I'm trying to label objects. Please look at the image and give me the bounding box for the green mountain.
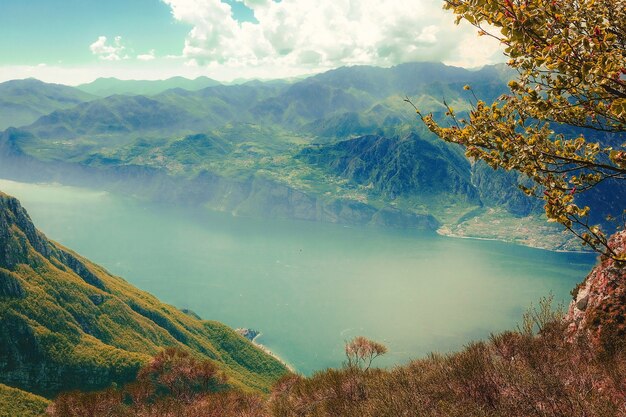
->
[27,63,509,145]
[0,192,289,399]
[298,133,479,203]
[76,76,221,97]
[0,79,95,130]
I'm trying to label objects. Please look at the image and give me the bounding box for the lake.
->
[0,178,596,374]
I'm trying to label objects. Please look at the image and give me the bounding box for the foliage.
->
[0,384,49,417]
[411,0,626,258]
[134,348,226,403]
[518,293,564,336]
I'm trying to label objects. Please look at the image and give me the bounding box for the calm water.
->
[0,178,595,374]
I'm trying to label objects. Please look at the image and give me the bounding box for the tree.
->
[344,336,387,370]
[410,0,626,259]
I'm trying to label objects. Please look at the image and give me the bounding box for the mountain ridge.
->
[76,76,222,97]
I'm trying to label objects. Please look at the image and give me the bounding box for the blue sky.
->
[0,0,504,84]
[1,0,183,64]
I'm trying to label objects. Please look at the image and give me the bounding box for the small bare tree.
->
[344,336,388,371]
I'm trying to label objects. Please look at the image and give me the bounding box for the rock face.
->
[236,328,260,342]
[470,161,542,217]
[567,231,626,346]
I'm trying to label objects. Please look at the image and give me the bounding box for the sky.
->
[0,0,505,85]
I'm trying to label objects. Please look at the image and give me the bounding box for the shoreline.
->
[236,329,296,373]
[436,228,594,255]
[251,334,296,373]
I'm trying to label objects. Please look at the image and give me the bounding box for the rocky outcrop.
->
[0,192,51,268]
[236,328,260,342]
[567,231,626,346]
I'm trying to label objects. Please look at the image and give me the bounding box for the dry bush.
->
[47,348,267,417]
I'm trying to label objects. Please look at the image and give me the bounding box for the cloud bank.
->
[161,0,504,73]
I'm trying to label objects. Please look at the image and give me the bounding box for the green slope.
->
[0,192,289,399]
[0,384,49,417]
[0,79,95,130]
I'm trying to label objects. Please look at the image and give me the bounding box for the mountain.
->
[8,63,510,149]
[298,133,479,203]
[76,76,221,97]
[0,192,288,399]
[0,79,95,130]
[28,62,510,144]
[26,95,200,144]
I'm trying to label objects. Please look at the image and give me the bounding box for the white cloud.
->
[0,2,506,86]
[161,0,505,74]
[137,49,156,61]
[89,36,127,61]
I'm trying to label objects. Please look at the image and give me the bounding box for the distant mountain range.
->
[76,76,222,97]
[0,62,621,250]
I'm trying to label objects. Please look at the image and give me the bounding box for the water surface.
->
[0,179,596,374]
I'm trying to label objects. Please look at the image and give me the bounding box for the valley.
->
[0,62,622,416]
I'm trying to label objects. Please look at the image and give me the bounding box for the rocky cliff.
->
[567,231,626,348]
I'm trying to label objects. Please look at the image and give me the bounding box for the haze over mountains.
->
[0,79,95,131]
[0,62,623,250]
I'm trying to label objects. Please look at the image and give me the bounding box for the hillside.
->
[0,384,48,417]
[0,192,289,399]
[0,79,95,130]
[298,133,479,203]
